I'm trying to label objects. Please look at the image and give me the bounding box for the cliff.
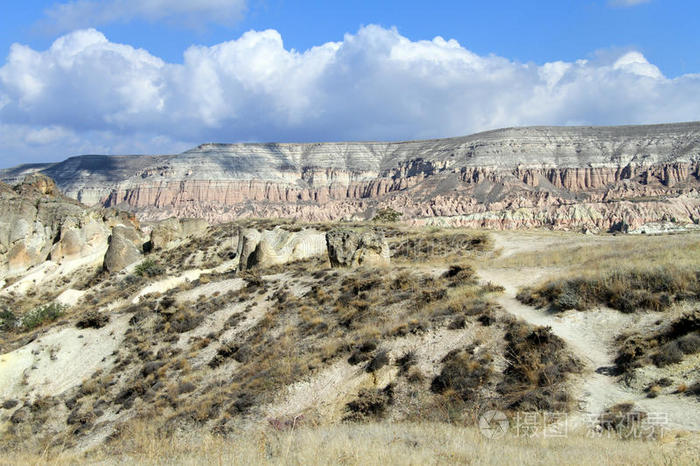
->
[2,123,700,231]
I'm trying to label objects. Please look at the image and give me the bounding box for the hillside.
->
[0,183,698,462]
[2,123,700,231]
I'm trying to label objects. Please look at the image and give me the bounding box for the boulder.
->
[13,173,59,197]
[103,226,144,273]
[236,228,262,271]
[325,229,390,268]
[237,227,326,271]
[50,216,110,263]
[150,217,209,250]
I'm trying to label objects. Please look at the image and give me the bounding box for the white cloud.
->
[608,0,651,7]
[0,25,699,167]
[41,0,247,32]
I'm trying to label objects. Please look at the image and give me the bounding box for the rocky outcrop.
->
[0,175,97,273]
[0,174,142,277]
[237,227,326,270]
[326,229,390,267]
[3,123,700,231]
[150,217,209,251]
[103,226,145,273]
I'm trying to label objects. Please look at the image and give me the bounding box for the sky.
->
[1,0,699,167]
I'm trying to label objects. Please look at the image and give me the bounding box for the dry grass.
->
[517,266,699,313]
[492,232,700,273]
[2,421,697,465]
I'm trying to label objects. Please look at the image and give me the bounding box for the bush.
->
[21,303,65,330]
[345,385,394,421]
[372,208,402,223]
[365,350,389,373]
[652,342,684,367]
[677,333,700,354]
[134,259,165,278]
[615,311,700,372]
[497,324,582,411]
[518,266,699,313]
[430,348,492,401]
[0,309,18,331]
[76,310,110,329]
[598,403,647,433]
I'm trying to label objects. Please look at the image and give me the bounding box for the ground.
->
[0,223,698,464]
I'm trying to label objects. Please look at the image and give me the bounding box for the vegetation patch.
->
[372,207,402,223]
[20,303,66,330]
[390,232,491,262]
[615,309,700,373]
[430,347,493,402]
[517,267,699,313]
[345,385,394,421]
[497,323,582,412]
[76,310,110,329]
[134,259,165,278]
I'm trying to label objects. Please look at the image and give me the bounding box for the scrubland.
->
[0,222,698,465]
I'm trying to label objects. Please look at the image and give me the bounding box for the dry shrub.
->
[430,348,492,402]
[345,385,394,421]
[615,310,700,372]
[518,267,699,313]
[497,324,582,412]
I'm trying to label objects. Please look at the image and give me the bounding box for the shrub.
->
[345,385,394,421]
[365,350,389,373]
[372,208,402,223]
[497,324,582,411]
[21,303,65,330]
[430,348,492,401]
[518,266,699,313]
[0,309,18,331]
[396,350,417,374]
[134,259,165,278]
[598,403,647,433]
[686,382,700,399]
[677,333,700,354]
[651,342,684,367]
[76,310,110,329]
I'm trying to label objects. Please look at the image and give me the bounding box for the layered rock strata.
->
[3,123,700,231]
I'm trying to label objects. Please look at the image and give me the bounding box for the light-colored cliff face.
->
[2,123,700,231]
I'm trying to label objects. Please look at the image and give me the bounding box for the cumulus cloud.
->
[41,0,247,32]
[1,25,699,167]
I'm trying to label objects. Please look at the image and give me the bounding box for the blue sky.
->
[1,0,699,167]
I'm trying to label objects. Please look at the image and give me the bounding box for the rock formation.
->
[236,227,326,270]
[103,226,145,273]
[326,229,390,267]
[0,174,142,278]
[149,217,209,251]
[3,123,700,231]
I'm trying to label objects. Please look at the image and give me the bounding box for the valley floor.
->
[1,225,699,465]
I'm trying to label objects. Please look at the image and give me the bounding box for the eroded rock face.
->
[150,217,209,251]
[103,226,144,273]
[237,227,326,270]
[3,123,700,231]
[0,175,144,278]
[326,229,390,268]
[1,177,98,273]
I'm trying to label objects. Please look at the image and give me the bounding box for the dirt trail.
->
[477,232,700,431]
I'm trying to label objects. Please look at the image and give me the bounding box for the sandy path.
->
[477,232,700,431]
